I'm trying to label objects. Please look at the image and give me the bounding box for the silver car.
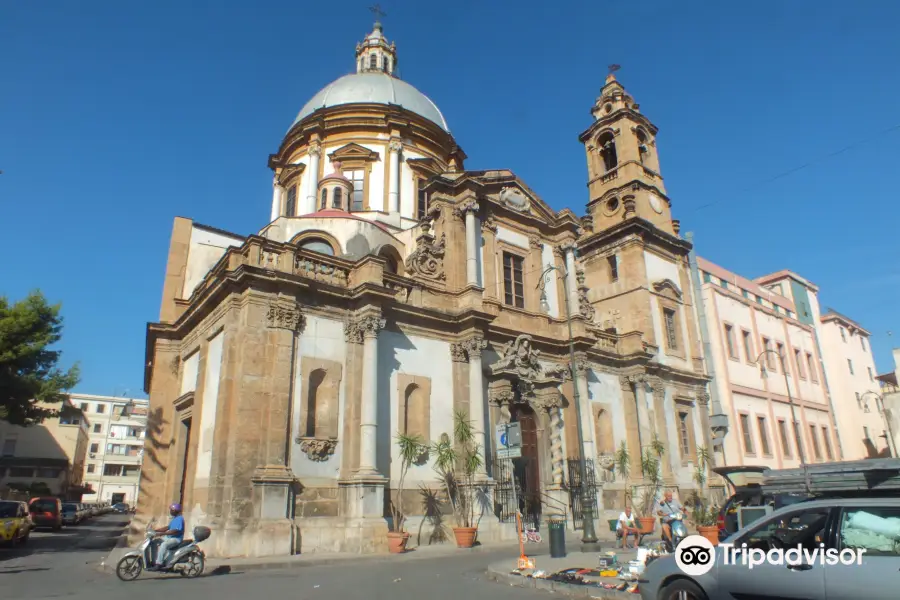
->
[639,497,900,600]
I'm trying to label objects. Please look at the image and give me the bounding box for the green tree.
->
[0,291,80,425]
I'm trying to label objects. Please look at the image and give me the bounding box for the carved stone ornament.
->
[259,248,279,269]
[344,320,364,344]
[460,336,488,361]
[498,187,531,212]
[481,216,498,233]
[531,385,562,410]
[297,437,337,462]
[487,335,568,412]
[405,229,447,281]
[170,355,181,376]
[652,279,683,300]
[389,140,403,153]
[452,199,479,220]
[696,391,710,406]
[358,315,386,339]
[308,143,322,157]
[422,202,443,224]
[542,363,571,381]
[450,343,468,363]
[488,379,516,406]
[529,235,543,249]
[491,335,544,381]
[576,269,595,321]
[266,302,305,331]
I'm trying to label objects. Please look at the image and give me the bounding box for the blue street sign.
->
[500,432,508,447]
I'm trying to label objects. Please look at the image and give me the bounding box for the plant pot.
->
[387,531,410,554]
[452,527,477,548]
[637,517,656,534]
[698,525,719,546]
[608,519,619,532]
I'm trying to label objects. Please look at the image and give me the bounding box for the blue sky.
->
[2,1,898,396]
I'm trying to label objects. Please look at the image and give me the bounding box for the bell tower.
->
[580,71,675,235]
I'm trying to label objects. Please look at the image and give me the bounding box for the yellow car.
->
[0,500,32,546]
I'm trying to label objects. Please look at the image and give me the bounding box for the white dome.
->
[291,73,450,132]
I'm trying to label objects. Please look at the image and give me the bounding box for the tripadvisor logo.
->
[675,535,716,576]
[721,542,866,569]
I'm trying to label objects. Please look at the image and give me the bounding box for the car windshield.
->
[30,500,57,512]
[0,502,19,518]
[62,504,77,511]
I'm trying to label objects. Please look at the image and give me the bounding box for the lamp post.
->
[757,349,811,493]
[538,265,600,548]
[861,391,898,458]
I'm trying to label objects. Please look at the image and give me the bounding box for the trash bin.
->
[547,514,567,558]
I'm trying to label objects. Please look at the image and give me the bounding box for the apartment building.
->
[817,310,889,458]
[0,399,91,500]
[698,259,840,469]
[73,394,148,506]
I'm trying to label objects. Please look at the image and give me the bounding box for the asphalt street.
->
[1,514,552,600]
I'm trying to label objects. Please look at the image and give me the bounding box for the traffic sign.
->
[498,447,522,459]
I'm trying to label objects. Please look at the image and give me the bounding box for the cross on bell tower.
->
[578,68,675,235]
[356,5,398,77]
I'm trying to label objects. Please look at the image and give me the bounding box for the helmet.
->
[169,503,182,512]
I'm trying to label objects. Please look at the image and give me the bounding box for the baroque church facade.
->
[136,22,713,557]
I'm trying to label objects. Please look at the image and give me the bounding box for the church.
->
[135,21,712,557]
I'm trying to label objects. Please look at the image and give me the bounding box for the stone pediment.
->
[406,157,445,175]
[327,143,380,162]
[487,335,564,411]
[276,161,306,186]
[652,278,683,301]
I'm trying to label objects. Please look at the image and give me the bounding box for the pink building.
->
[698,260,840,469]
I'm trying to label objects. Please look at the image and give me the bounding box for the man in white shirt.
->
[616,505,640,549]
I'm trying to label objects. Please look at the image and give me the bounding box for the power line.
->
[691,122,900,213]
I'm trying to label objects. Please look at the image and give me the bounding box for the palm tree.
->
[391,432,428,533]
[432,410,483,529]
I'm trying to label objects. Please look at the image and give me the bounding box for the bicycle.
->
[520,528,542,543]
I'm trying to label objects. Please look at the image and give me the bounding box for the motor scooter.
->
[665,512,688,553]
[115,519,209,581]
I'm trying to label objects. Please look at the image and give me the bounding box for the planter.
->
[637,517,656,534]
[608,519,619,532]
[387,531,410,554]
[698,525,719,546]
[452,527,478,548]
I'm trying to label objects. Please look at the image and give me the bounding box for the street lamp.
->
[860,391,898,458]
[537,264,600,549]
[757,349,811,493]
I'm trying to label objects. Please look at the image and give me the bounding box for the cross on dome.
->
[356,11,398,77]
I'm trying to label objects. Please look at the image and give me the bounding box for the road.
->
[1,514,551,600]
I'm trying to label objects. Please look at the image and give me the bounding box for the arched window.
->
[383,254,398,274]
[320,188,327,210]
[594,408,615,455]
[402,383,429,441]
[332,187,343,209]
[369,53,377,69]
[299,238,335,256]
[597,131,618,173]
[302,368,339,439]
[636,129,649,164]
[285,185,297,216]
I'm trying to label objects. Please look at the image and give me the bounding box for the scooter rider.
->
[150,503,185,570]
[656,491,687,547]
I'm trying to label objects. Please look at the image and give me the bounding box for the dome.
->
[291,73,450,133]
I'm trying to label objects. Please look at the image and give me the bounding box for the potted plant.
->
[433,410,484,548]
[636,436,665,534]
[388,432,429,553]
[690,446,720,546]
[611,441,631,532]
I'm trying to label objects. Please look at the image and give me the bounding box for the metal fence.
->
[566,458,599,530]
[492,454,542,531]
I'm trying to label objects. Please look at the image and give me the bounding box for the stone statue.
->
[494,335,542,381]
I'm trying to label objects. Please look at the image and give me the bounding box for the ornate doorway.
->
[511,404,542,529]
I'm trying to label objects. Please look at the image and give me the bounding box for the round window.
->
[605,197,620,214]
[605,103,613,114]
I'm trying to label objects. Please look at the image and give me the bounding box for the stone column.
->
[549,407,565,486]
[462,336,488,475]
[574,357,595,461]
[304,144,321,214]
[647,377,673,477]
[462,201,480,286]
[481,218,498,300]
[270,180,283,222]
[357,314,386,476]
[562,242,579,311]
[388,140,402,214]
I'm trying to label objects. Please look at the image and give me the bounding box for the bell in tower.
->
[579,68,676,236]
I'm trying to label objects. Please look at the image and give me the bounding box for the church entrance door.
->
[511,404,542,529]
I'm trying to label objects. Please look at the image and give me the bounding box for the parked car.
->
[639,496,900,600]
[28,497,62,530]
[713,466,813,539]
[0,500,32,546]
[112,503,130,514]
[61,503,80,526]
